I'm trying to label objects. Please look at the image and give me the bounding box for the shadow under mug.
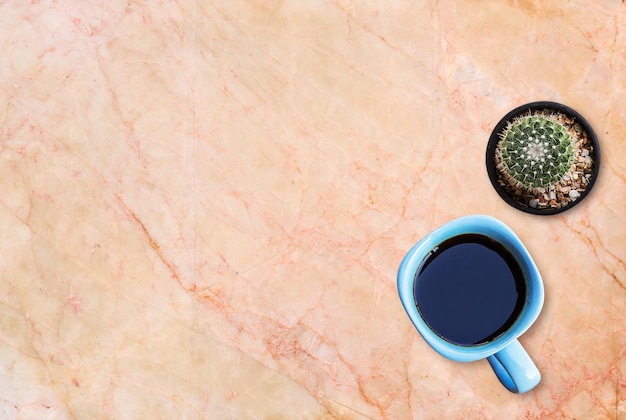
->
[397,215,544,394]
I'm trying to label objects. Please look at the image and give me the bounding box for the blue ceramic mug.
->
[397,215,544,393]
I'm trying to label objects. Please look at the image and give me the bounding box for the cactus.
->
[496,113,574,190]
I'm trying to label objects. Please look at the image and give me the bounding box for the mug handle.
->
[487,338,541,393]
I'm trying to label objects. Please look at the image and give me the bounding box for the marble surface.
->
[1,1,624,418]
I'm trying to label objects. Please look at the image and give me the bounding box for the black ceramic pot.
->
[486,101,601,215]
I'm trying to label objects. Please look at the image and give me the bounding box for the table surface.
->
[1,1,624,418]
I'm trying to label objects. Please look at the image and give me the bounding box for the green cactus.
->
[497,114,574,190]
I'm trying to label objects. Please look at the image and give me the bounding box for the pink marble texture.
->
[0,1,624,418]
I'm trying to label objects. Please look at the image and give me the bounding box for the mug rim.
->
[397,215,544,362]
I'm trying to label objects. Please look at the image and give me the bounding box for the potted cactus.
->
[486,102,600,215]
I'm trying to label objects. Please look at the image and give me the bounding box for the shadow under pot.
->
[486,101,601,215]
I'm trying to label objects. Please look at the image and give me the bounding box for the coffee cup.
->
[397,215,544,393]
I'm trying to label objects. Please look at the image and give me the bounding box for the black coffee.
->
[413,234,526,346]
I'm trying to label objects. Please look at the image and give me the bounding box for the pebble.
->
[529,199,539,208]
[582,149,590,157]
[585,156,592,164]
[549,191,556,200]
[569,190,581,199]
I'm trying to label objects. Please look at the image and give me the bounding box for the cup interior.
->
[397,215,544,362]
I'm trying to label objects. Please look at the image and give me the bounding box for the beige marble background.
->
[1,1,625,418]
